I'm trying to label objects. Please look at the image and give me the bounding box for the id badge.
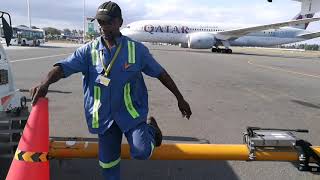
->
[97,75,111,86]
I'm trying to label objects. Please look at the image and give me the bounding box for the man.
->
[30,1,192,180]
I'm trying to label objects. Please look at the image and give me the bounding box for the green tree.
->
[43,27,61,35]
[72,29,78,36]
[63,28,71,35]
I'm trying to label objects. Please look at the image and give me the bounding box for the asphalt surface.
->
[1,43,320,180]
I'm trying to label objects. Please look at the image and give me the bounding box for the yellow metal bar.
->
[49,140,320,161]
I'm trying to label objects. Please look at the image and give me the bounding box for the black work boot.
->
[147,116,162,147]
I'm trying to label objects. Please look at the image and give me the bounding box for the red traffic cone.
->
[6,98,50,180]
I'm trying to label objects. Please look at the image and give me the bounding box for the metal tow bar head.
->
[244,127,320,172]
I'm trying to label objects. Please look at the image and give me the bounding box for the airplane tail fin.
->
[291,0,320,29]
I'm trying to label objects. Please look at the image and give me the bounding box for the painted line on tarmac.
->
[241,87,272,102]
[11,53,71,63]
[248,60,320,79]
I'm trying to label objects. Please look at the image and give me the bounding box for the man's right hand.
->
[30,83,49,105]
[29,66,64,105]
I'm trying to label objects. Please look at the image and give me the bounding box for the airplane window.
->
[127,26,130,28]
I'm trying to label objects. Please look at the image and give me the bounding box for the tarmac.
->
[1,43,320,180]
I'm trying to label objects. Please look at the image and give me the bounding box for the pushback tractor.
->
[0,11,28,158]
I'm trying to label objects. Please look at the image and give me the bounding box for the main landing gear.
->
[211,48,232,54]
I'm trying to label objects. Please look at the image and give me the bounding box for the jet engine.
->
[179,43,188,48]
[188,32,216,49]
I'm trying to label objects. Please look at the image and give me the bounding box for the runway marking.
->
[241,87,272,102]
[248,60,320,79]
[11,53,71,63]
[259,86,299,100]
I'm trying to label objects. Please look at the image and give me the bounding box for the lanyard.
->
[99,42,122,77]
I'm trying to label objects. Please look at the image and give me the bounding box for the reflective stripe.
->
[14,149,48,162]
[92,86,101,128]
[124,83,139,119]
[91,40,99,66]
[127,41,135,64]
[149,142,155,158]
[99,158,121,169]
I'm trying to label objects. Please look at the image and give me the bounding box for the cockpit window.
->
[126,26,130,28]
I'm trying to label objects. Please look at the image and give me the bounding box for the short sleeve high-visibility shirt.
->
[55,36,164,134]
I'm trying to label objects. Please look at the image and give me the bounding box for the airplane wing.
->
[297,31,320,39]
[215,17,320,40]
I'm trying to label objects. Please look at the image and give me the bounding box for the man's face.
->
[98,18,122,40]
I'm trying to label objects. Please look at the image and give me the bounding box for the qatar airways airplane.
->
[121,0,320,53]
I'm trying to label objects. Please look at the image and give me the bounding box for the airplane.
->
[121,0,320,54]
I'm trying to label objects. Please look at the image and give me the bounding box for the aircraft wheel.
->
[221,49,227,53]
[211,48,217,53]
[226,49,233,54]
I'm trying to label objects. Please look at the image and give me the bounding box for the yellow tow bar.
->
[49,138,320,162]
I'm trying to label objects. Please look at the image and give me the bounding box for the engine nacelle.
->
[179,43,188,48]
[188,32,216,49]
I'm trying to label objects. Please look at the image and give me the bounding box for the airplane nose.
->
[121,28,137,38]
[121,28,130,35]
[120,28,140,40]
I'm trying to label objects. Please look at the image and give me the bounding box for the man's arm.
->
[158,70,192,119]
[30,44,89,105]
[30,65,64,105]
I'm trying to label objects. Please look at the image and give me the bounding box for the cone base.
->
[6,159,49,180]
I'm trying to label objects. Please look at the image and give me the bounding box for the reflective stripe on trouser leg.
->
[127,41,136,64]
[149,142,155,158]
[92,86,100,128]
[124,83,139,119]
[99,158,121,169]
[99,122,122,180]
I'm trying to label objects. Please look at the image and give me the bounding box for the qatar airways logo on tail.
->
[144,25,190,34]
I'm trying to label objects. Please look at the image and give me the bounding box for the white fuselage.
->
[121,20,308,48]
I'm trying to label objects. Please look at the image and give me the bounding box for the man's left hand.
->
[178,98,192,119]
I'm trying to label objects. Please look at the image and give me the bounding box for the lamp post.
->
[26,0,31,28]
[83,0,86,43]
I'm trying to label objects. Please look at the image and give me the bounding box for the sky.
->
[2,0,320,43]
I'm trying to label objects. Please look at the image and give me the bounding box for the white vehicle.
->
[1,25,45,46]
[11,26,45,46]
[121,0,320,53]
[0,11,28,161]
[0,11,26,114]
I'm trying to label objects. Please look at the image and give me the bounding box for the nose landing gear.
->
[211,47,233,54]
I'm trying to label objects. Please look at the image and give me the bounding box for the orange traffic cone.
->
[6,98,49,180]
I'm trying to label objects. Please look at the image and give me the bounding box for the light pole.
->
[83,0,86,43]
[26,0,31,28]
